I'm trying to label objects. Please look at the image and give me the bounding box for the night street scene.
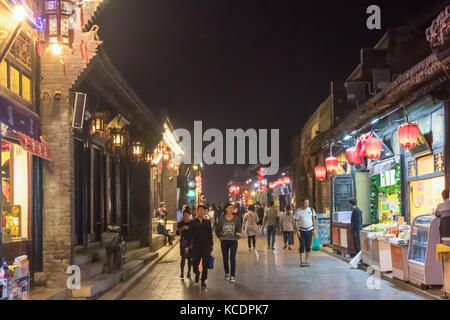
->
[1,0,450,309]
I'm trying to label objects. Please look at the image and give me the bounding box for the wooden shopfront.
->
[0,0,46,277]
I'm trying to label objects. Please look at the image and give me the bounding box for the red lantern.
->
[325,157,338,174]
[229,186,236,194]
[283,177,291,185]
[398,123,420,150]
[236,186,240,194]
[314,166,327,181]
[269,182,275,189]
[346,148,363,165]
[365,138,382,160]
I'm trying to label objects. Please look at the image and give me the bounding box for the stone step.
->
[29,287,69,300]
[73,246,107,266]
[74,241,102,253]
[126,240,141,251]
[135,252,159,265]
[79,261,104,282]
[71,271,124,299]
[45,272,69,289]
[70,248,158,299]
[150,234,165,252]
[124,247,150,263]
[120,260,145,282]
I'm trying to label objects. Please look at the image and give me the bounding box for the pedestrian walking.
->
[256,202,265,235]
[215,203,242,283]
[280,204,295,250]
[349,199,363,254]
[177,210,193,280]
[243,205,259,251]
[294,198,317,267]
[263,201,279,250]
[187,205,213,288]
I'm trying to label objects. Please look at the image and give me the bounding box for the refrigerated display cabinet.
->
[407,215,443,287]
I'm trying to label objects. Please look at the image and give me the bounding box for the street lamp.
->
[12,5,27,21]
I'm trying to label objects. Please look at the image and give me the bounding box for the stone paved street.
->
[121,234,427,300]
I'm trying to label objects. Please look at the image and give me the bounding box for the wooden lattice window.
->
[408,160,416,177]
[434,152,445,172]
[320,181,330,214]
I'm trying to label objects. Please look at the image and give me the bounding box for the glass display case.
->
[409,215,433,263]
[407,215,443,286]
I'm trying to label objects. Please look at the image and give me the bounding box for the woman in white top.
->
[243,205,259,251]
[280,204,295,250]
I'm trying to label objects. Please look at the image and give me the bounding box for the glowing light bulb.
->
[12,5,27,21]
[50,43,62,55]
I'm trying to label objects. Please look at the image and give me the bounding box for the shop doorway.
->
[333,175,354,212]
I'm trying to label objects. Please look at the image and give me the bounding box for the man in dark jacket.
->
[177,210,193,279]
[186,205,213,288]
[349,199,363,253]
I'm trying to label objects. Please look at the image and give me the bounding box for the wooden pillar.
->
[445,101,450,189]
[400,147,409,223]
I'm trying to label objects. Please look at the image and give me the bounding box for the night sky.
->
[98,0,445,205]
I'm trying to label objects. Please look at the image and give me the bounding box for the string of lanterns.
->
[314,117,420,181]
[268,177,290,189]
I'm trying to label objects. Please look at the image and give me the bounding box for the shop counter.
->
[331,222,356,256]
[437,244,450,298]
[390,243,409,281]
[360,231,372,266]
[371,238,393,272]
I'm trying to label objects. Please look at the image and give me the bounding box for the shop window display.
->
[369,162,401,224]
[1,141,29,242]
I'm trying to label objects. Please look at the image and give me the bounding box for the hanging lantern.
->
[398,123,420,150]
[229,186,236,194]
[168,161,175,169]
[145,151,153,163]
[269,182,275,189]
[365,138,382,160]
[90,112,105,137]
[43,0,75,54]
[283,177,291,185]
[111,129,124,147]
[314,166,327,181]
[163,151,170,161]
[325,157,338,174]
[346,148,363,165]
[132,141,144,157]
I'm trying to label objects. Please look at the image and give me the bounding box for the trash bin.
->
[436,239,450,299]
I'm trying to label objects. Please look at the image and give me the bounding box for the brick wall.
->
[39,1,103,286]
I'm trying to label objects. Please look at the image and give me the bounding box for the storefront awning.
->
[18,133,51,161]
[0,95,41,142]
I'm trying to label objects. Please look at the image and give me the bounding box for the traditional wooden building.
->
[0,0,49,283]
[293,3,450,234]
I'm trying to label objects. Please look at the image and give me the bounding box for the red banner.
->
[18,133,51,161]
